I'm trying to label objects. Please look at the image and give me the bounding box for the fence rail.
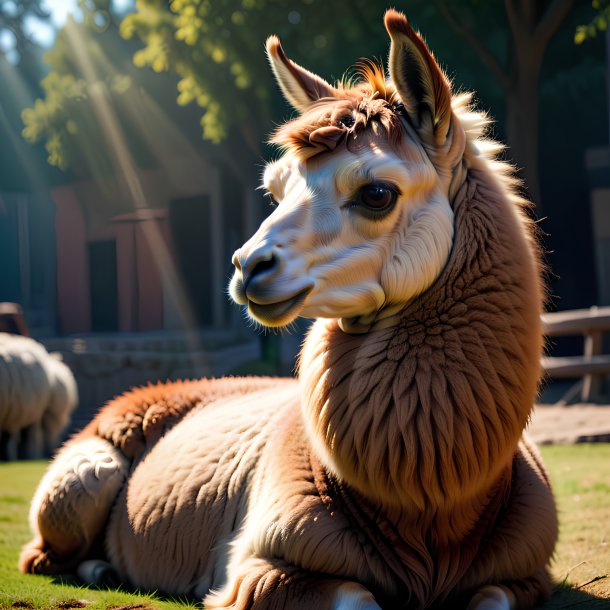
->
[542,306,610,402]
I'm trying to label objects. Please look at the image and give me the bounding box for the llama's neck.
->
[298,162,542,542]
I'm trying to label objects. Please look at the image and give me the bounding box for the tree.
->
[434,0,578,208]
[0,0,48,64]
[23,1,593,210]
[118,0,390,180]
[20,0,190,182]
[0,0,49,96]
[0,0,55,190]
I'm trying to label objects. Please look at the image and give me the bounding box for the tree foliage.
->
[21,0,166,176]
[21,0,603,198]
[119,0,394,155]
[575,0,610,43]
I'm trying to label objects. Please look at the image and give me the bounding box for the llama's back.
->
[0,333,52,431]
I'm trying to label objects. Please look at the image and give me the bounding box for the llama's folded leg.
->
[467,571,552,610]
[87,378,283,460]
[19,436,128,575]
[204,558,381,610]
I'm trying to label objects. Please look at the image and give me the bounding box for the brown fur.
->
[296,165,554,606]
[78,376,283,459]
[21,10,557,610]
[271,63,402,161]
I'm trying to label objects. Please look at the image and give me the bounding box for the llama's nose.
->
[237,245,283,295]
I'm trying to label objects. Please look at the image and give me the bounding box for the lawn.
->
[0,446,608,609]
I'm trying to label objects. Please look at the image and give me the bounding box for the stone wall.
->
[42,333,261,435]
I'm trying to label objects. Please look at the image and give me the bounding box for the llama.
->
[41,355,79,456]
[20,11,557,609]
[0,302,30,336]
[0,334,77,460]
[0,333,51,460]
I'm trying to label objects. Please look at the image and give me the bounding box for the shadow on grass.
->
[43,572,199,609]
[542,582,609,608]
[36,575,610,609]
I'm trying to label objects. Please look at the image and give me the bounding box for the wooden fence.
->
[542,306,610,402]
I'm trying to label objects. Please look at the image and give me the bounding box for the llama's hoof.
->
[19,542,48,574]
[467,585,516,610]
[77,559,119,587]
[331,583,382,610]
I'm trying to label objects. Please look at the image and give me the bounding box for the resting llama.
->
[0,333,77,460]
[21,11,557,610]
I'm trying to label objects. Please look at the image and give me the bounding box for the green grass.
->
[0,462,197,610]
[1,447,609,608]
[541,444,610,607]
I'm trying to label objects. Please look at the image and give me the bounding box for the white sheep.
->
[0,333,77,460]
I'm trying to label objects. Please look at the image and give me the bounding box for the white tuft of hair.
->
[331,583,382,610]
[467,585,517,610]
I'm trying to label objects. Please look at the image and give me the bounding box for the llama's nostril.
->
[243,250,281,291]
[251,256,278,278]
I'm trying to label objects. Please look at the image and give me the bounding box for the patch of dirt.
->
[578,575,610,600]
[54,601,90,609]
[544,581,610,608]
[107,605,151,610]
[529,404,610,445]
[11,602,34,609]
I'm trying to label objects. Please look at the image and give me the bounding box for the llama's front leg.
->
[467,571,552,610]
[204,558,381,610]
[19,436,128,575]
[3,430,19,461]
[20,422,44,459]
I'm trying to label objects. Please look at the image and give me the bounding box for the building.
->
[0,151,270,431]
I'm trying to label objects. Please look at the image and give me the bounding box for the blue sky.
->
[0,0,134,63]
[26,0,133,47]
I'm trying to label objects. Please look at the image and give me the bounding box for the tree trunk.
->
[436,0,577,214]
[505,60,542,207]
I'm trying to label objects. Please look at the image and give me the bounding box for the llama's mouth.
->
[247,287,312,326]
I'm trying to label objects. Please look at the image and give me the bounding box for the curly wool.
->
[0,333,77,457]
[42,356,78,454]
[0,334,53,434]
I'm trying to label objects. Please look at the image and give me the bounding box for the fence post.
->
[582,330,603,402]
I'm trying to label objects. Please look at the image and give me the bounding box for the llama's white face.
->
[230,11,461,328]
[229,139,455,327]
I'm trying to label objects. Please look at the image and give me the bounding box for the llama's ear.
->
[384,10,452,145]
[266,36,337,113]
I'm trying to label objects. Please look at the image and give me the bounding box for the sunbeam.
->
[61,18,208,370]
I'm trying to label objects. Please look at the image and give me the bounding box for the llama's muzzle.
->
[230,241,313,326]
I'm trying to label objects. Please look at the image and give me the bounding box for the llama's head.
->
[230,10,469,330]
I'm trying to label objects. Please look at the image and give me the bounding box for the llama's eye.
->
[353,184,398,218]
[338,115,355,128]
